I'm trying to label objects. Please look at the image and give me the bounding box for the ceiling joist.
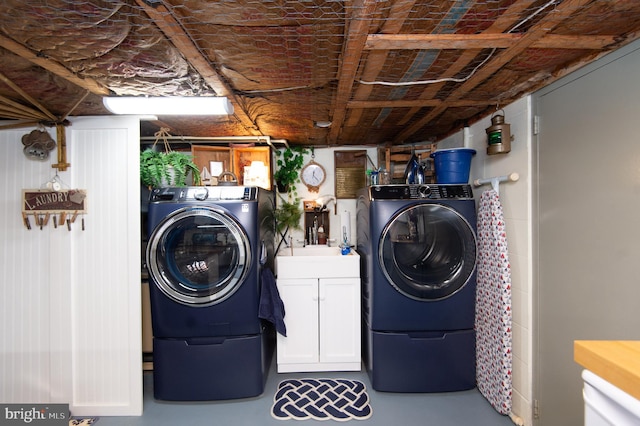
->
[365,34,618,51]
[346,0,417,128]
[328,0,380,145]
[348,99,493,109]
[391,0,541,129]
[394,0,593,143]
[135,0,261,135]
[1,0,639,146]
[0,33,109,96]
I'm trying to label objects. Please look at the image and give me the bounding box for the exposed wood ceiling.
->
[0,0,639,147]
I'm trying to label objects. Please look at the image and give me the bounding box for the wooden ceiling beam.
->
[347,99,493,108]
[365,34,617,51]
[327,0,380,145]
[394,0,590,144]
[0,94,50,120]
[135,0,260,135]
[394,0,538,127]
[0,70,56,121]
[0,120,40,130]
[345,0,417,127]
[0,33,109,96]
[0,105,43,120]
[395,0,539,127]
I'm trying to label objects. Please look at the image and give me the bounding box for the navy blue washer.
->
[146,186,275,400]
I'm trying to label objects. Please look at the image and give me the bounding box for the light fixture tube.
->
[103,96,234,115]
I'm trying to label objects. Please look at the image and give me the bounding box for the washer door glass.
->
[379,204,476,301]
[147,207,250,306]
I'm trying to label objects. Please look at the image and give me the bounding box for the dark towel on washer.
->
[259,267,287,337]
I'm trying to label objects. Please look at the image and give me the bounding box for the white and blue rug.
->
[69,418,98,425]
[271,378,372,421]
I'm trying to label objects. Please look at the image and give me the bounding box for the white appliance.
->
[582,370,640,425]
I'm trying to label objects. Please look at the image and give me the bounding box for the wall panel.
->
[0,117,141,416]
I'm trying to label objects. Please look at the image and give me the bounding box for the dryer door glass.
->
[379,204,476,300]
[147,207,250,306]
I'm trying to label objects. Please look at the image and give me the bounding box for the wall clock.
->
[300,158,326,193]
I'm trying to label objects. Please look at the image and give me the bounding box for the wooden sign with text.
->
[23,189,87,213]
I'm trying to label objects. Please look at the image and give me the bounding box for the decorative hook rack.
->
[21,188,87,231]
[473,172,519,196]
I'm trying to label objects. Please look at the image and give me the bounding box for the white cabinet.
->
[276,270,361,373]
[582,369,640,426]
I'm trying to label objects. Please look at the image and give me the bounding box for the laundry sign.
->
[22,189,87,230]
[23,189,86,212]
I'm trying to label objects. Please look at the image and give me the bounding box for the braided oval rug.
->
[69,419,98,425]
[271,379,373,422]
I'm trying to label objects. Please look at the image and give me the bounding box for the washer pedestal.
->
[153,325,274,401]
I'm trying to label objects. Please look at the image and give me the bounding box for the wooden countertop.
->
[574,340,640,400]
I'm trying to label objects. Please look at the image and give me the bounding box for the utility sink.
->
[280,245,342,257]
[276,245,360,279]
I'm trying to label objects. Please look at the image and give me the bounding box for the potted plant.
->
[274,195,303,234]
[140,148,201,188]
[273,146,309,250]
[274,146,308,194]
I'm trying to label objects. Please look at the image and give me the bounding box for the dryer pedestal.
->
[153,325,275,401]
[363,323,475,393]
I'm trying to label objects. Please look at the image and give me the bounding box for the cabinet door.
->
[319,278,361,364]
[276,278,319,364]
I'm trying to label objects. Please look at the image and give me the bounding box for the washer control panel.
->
[150,186,257,202]
[369,184,473,200]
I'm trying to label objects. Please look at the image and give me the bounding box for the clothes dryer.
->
[357,184,477,392]
[146,186,275,400]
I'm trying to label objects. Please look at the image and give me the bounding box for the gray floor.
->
[97,359,515,426]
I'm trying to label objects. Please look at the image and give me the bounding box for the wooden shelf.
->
[378,143,437,183]
[191,145,272,189]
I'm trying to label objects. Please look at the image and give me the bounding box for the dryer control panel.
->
[369,184,473,200]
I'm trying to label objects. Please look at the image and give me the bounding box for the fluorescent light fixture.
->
[103,96,234,115]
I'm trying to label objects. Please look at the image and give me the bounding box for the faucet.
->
[313,216,319,245]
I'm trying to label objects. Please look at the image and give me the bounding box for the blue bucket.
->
[430,148,476,184]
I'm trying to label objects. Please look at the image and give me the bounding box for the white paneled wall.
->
[0,117,142,416]
[438,97,533,425]
[0,127,57,402]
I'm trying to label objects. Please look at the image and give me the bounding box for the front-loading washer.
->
[356,184,477,392]
[146,186,275,400]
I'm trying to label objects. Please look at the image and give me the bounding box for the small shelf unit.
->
[378,143,437,184]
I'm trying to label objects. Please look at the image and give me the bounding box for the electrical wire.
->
[359,49,496,86]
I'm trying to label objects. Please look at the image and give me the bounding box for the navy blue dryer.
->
[146,186,275,401]
[356,184,477,393]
